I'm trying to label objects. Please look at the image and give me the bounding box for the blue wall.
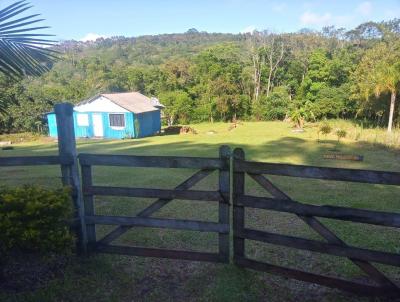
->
[47,110,161,139]
[135,110,161,138]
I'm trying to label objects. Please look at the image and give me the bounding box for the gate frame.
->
[78,146,231,263]
[51,103,400,297]
[232,147,400,297]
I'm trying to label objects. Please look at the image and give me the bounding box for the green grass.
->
[1,121,399,302]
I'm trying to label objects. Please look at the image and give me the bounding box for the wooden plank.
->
[96,244,221,262]
[233,148,245,261]
[85,215,229,233]
[219,145,231,263]
[98,169,214,245]
[239,228,400,267]
[78,153,224,170]
[81,165,96,247]
[323,154,363,161]
[235,257,397,297]
[237,195,400,228]
[85,186,222,201]
[55,103,87,254]
[248,173,399,289]
[236,160,400,185]
[0,155,68,166]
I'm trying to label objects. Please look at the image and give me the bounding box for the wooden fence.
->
[232,147,400,297]
[1,102,400,297]
[78,146,231,263]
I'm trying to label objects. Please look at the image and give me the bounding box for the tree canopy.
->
[1,18,400,133]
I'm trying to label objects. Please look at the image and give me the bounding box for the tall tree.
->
[354,41,400,132]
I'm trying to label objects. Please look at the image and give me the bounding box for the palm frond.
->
[0,0,58,78]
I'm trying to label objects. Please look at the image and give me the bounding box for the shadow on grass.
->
[1,136,400,302]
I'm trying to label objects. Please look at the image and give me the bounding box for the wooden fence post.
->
[233,148,245,264]
[218,145,230,262]
[81,164,96,249]
[55,103,87,254]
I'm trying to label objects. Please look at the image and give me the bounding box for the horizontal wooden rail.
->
[235,257,396,297]
[85,215,229,233]
[234,160,400,185]
[0,155,73,166]
[238,228,400,267]
[95,244,222,262]
[85,186,222,201]
[238,195,400,228]
[79,153,224,169]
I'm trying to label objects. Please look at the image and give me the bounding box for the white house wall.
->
[74,96,129,113]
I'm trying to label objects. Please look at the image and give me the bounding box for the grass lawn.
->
[1,121,400,301]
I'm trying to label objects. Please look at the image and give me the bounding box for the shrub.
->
[0,185,74,256]
[335,128,347,142]
[318,122,332,140]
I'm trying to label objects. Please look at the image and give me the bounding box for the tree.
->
[158,90,194,125]
[0,1,57,78]
[353,41,400,132]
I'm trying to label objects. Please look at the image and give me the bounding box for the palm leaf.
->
[0,0,57,78]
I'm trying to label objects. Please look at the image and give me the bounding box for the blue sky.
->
[7,0,400,41]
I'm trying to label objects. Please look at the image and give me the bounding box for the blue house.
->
[47,92,163,139]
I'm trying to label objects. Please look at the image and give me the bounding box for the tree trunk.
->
[387,91,396,132]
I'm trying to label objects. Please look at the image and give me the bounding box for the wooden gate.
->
[232,148,400,297]
[78,146,230,263]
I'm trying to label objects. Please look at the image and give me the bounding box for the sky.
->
[6,0,400,41]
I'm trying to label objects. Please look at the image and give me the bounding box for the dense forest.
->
[0,20,399,133]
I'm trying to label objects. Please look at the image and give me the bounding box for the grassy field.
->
[1,121,400,302]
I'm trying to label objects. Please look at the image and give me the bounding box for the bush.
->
[253,86,290,121]
[318,121,332,139]
[335,128,347,142]
[0,185,74,256]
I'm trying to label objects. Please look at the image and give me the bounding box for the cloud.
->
[240,25,256,33]
[272,3,287,12]
[79,33,108,42]
[300,11,332,26]
[300,11,352,28]
[356,1,372,16]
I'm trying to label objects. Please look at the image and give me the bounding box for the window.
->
[77,113,89,126]
[109,113,125,128]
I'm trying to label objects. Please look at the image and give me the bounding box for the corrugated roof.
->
[101,92,159,114]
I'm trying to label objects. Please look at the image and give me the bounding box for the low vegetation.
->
[0,185,74,257]
[1,121,399,301]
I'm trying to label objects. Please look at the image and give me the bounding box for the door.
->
[92,114,104,137]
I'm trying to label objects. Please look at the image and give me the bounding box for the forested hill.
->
[0,21,399,133]
[57,31,243,65]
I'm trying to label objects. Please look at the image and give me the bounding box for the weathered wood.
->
[98,169,214,245]
[236,160,400,185]
[85,215,229,233]
[248,173,399,289]
[238,195,400,228]
[79,153,224,170]
[81,165,96,247]
[55,103,87,254]
[238,228,400,267]
[85,185,222,201]
[0,155,71,166]
[218,145,230,263]
[323,154,364,161]
[233,148,245,262]
[235,257,397,297]
[96,244,221,262]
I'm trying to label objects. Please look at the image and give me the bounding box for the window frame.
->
[108,113,126,129]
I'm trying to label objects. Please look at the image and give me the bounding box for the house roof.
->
[100,92,159,114]
[150,97,165,109]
